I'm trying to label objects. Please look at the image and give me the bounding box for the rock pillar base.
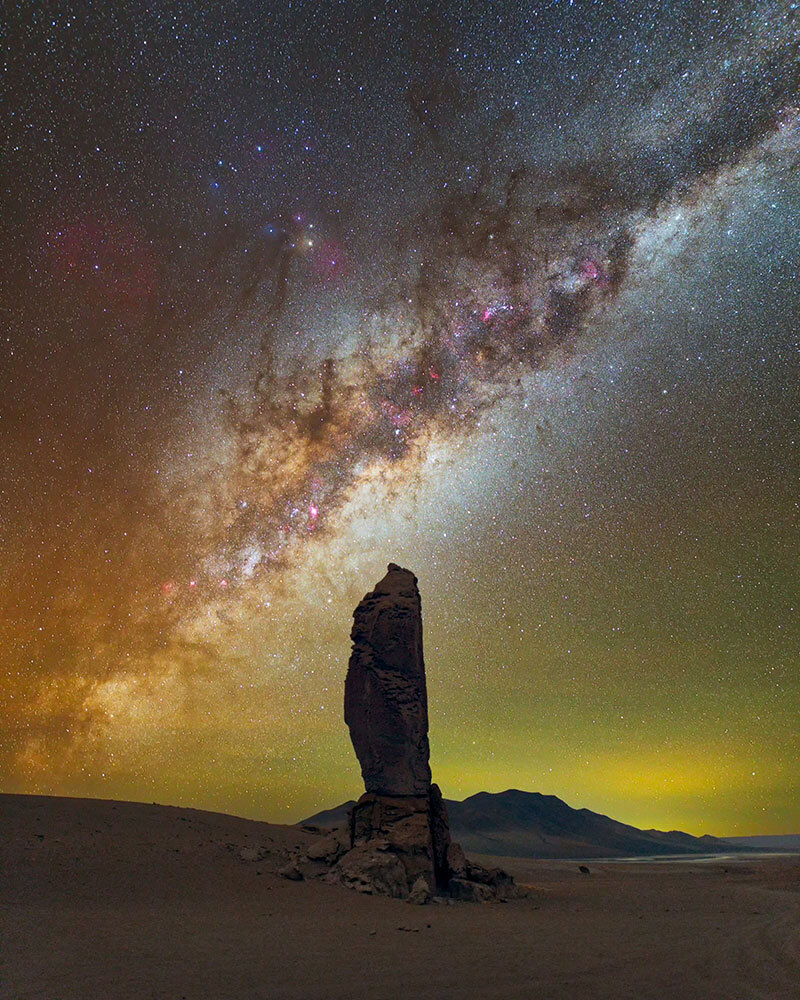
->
[347,783,451,892]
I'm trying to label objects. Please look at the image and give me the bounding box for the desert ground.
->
[2,794,798,1000]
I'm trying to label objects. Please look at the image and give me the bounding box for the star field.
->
[2,0,799,834]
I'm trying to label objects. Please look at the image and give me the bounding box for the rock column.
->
[331,563,517,901]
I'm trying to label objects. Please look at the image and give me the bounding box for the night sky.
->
[3,1,799,836]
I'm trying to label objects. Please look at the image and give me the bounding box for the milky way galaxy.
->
[3,1,799,833]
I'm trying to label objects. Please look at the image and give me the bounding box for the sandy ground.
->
[2,794,799,1000]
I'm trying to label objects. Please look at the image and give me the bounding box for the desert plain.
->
[2,793,798,1000]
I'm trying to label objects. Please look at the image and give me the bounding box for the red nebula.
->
[381,400,412,428]
[45,218,159,309]
[580,258,601,280]
[312,240,347,281]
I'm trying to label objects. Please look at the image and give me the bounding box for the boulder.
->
[305,828,349,863]
[278,861,304,881]
[464,861,524,899]
[329,845,409,898]
[446,841,467,878]
[407,876,432,905]
[448,877,493,903]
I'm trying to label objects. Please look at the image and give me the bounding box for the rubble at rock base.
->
[306,787,521,902]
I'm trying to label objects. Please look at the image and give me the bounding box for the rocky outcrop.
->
[324,564,519,902]
[344,564,431,796]
[345,788,449,891]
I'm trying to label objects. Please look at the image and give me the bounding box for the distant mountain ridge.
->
[723,834,800,851]
[301,789,768,859]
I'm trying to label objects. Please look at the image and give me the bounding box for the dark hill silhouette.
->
[302,789,754,859]
[302,800,357,829]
